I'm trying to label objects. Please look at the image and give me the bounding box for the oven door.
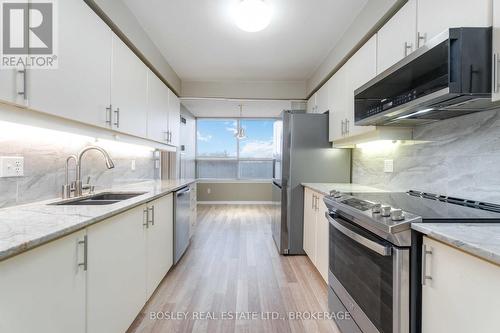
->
[328,212,409,333]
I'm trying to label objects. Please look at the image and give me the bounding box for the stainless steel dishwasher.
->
[174,186,191,264]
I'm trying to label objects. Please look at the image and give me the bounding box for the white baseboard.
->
[197,201,273,205]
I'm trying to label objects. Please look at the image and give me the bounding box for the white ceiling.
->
[123,0,368,82]
[181,98,294,117]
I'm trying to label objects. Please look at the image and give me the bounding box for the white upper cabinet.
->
[315,82,329,114]
[416,0,492,48]
[328,66,347,142]
[345,35,377,137]
[111,35,148,138]
[307,94,316,113]
[493,0,500,102]
[0,68,25,106]
[377,0,417,73]
[0,230,86,333]
[147,70,170,143]
[168,89,180,147]
[28,0,112,127]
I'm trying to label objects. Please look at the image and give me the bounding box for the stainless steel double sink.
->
[51,192,147,206]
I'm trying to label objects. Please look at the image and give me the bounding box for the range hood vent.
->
[355,27,498,126]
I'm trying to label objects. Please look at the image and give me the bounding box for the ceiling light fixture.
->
[235,104,247,140]
[234,0,272,32]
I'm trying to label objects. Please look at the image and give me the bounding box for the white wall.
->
[181,80,307,100]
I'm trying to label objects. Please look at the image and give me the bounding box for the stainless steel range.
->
[324,190,500,333]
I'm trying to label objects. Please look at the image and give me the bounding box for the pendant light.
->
[235,104,246,140]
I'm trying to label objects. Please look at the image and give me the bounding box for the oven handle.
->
[327,213,392,257]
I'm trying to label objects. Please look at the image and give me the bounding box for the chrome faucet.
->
[74,146,115,197]
[62,146,115,199]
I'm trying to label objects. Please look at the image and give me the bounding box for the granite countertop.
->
[0,179,196,262]
[412,223,500,266]
[301,183,386,196]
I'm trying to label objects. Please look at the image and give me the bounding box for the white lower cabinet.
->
[87,205,148,333]
[303,188,328,282]
[303,188,317,260]
[146,193,174,297]
[422,236,500,333]
[0,230,86,333]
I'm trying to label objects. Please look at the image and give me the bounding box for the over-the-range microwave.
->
[355,27,499,126]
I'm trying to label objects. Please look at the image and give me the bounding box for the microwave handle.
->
[328,214,392,256]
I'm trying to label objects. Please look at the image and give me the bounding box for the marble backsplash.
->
[0,128,156,208]
[352,108,500,204]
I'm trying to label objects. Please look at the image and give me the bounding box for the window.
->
[196,118,277,180]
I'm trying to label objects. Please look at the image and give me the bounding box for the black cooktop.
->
[341,191,500,223]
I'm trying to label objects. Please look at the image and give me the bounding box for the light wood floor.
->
[128,204,339,333]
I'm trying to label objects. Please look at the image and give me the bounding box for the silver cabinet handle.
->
[341,120,345,136]
[169,131,173,143]
[105,105,112,126]
[143,207,149,228]
[345,119,350,135]
[17,65,27,100]
[404,42,413,57]
[417,32,426,48]
[163,131,169,142]
[312,194,316,209]
[113,108,120,128]
[422,244,433,285]
[315,196,320,211]
[148,205,155,226]
[329,216,392,256]
[78,235,88,271]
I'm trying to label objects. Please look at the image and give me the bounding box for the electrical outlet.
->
[0,156,24,177]
[131,160,136,171]
[384,159,394,173]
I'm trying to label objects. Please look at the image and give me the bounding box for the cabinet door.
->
[303,188,317,261]
[316,83,329,114]
[0,68,25,106]
[28,0,112,127]
[0,231,86,333]
[146,193,174,298]
[168,89,180,146]
[345,35,377,137]
[421,237,500,333]
[417,0,492,48]
[147,70,169,143]
[307,93,317,113]
[111,35,148,138]
[493,0,500,102]
[377,0,417,73]
[87,206,147,333]
[328,67,347,141]
[315,194,329,283]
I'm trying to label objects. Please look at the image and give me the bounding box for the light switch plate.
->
[384,159,394,173]
[0,156,24,177]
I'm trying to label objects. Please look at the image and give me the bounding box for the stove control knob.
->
[391,209,405,221]
[380,205,392,217]
[372,203,382,214]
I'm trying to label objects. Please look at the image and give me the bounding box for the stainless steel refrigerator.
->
[271,111,351,255]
